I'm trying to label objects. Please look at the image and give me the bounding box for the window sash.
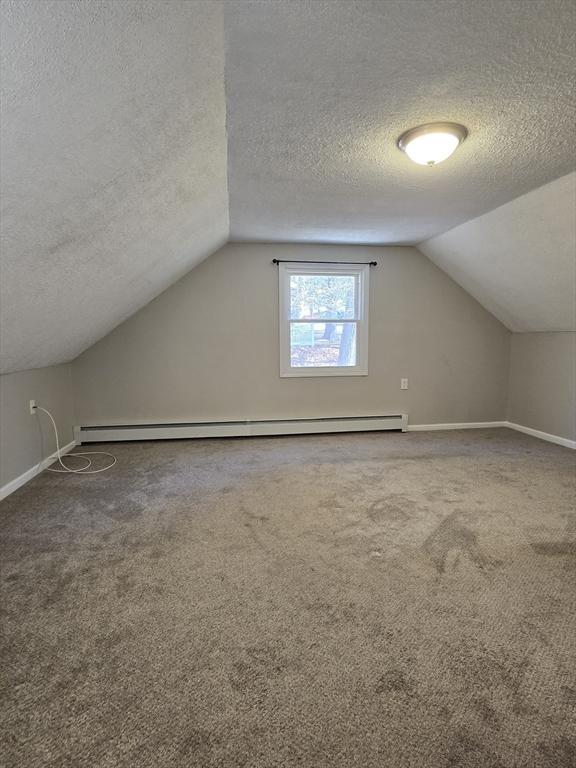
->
[288,318,357,324]
[289,273,360,322]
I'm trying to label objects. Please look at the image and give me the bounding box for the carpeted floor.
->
[1,428,575,767]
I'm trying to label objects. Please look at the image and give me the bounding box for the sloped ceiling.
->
[0,0,228,374]
[1,0,575,375]
[225,0,575,244]
[419,172,576,332]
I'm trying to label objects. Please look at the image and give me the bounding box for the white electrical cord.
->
[35,405,117,474]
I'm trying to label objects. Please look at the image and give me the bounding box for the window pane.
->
[290,322,357,367]
[289,274,356,320]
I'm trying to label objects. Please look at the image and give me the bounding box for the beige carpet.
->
[1,428,575,767]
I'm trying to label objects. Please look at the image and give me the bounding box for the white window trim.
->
[279,262,369,378]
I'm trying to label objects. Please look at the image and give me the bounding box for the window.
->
[279,263,369,377]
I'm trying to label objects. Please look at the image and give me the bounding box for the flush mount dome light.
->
[397,122,468,166]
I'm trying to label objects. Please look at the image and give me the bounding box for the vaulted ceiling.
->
[1,0,228,374]
[420,172,576,333]
[225,0,575,245]
[1,0,575,374]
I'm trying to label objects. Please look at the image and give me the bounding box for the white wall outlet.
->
[400,378,409,390]
[29,399,37,415]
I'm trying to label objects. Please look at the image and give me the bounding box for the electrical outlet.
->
[29,399,37,415]
[400,378,408,390]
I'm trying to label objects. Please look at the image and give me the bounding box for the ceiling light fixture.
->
[397,122,468,166]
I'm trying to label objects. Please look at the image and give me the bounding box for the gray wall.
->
[508,332,576,441]
[73,243,511,427]
[0,364,75,488]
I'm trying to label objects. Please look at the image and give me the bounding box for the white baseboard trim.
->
[407,420,575,449]
[0,440,76,502]
[407,421,506,432]
[505,422,576,450]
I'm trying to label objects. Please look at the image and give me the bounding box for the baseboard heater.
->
[75,414,408,444]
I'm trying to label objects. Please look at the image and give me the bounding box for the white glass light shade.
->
[397,123,468,166]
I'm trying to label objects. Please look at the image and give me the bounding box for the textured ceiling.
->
[0,0,228,374]
[225,0,575,245]
[420,172,576,333]
[1,0,575,375]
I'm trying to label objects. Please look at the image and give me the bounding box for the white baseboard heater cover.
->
[75,414,408,444]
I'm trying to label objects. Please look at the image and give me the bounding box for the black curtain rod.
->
[272,259,377,266]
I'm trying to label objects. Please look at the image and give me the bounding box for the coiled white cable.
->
[35,405,116,474]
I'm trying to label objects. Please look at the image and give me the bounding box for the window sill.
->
[280,367,368,378]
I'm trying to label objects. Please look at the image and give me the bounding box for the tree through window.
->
[278,263,369,377]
